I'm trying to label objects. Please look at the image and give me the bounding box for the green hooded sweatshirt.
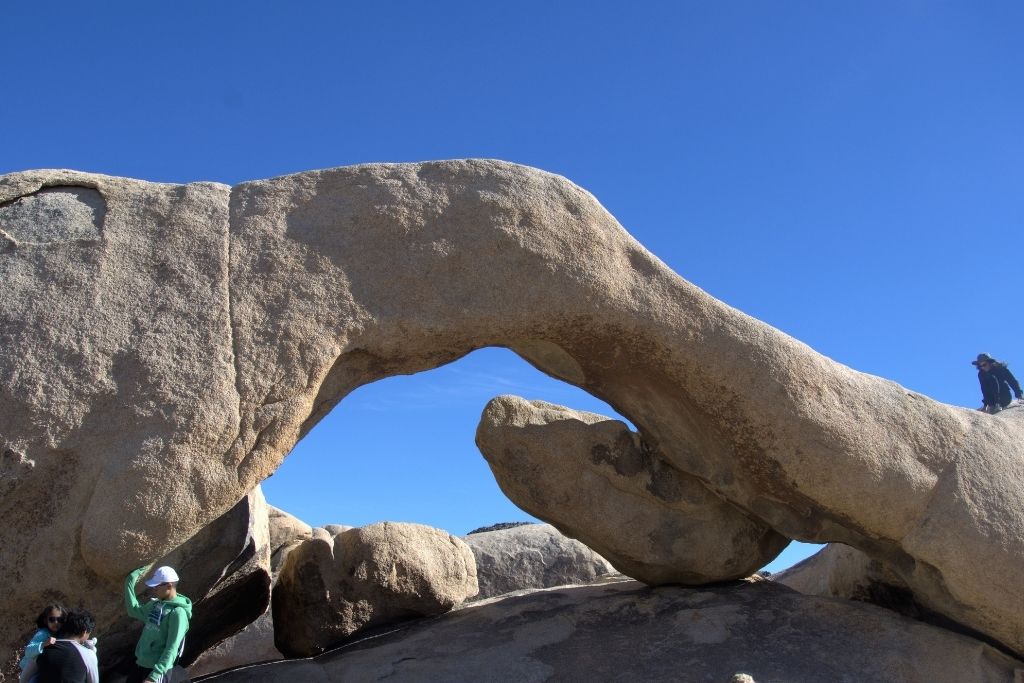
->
[124,566,193,680]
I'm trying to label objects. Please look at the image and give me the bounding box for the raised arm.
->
[123,566,149,622]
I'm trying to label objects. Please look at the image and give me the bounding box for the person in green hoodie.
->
[123,565,192,683]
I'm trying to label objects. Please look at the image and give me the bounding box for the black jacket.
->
[979,363,1022,408]
[36,640,97,683]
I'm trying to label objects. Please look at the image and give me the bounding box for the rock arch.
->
[1,161,1021,663]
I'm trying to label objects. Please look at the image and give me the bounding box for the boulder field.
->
[189,519,616,677]
[1,161,1022,671]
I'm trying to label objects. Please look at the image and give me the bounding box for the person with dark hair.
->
[18,604,65,681]
[34,608,98,683]
[973,353,1024,414]
[124,565,192,683]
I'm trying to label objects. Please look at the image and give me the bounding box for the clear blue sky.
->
[4,2,1022,572]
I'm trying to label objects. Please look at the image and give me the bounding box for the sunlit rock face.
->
[272,521,478,657]
[267,505,315,554]
[2,160,1023,664]
[476,396,788,584]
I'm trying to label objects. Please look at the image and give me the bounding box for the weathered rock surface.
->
[768,542,986,644]
[272,521,477,657]
[188,611,279,680]
[2,161,1023,660]
[200,580,1024,683]
[476,397,789,583]
[1,169,241,670]
[462,523,616,599]
[102,487,271,679]
[188,511,361,677]
[187,504,310,678]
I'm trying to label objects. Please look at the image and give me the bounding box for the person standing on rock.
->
[123,565,192,683]
[973,353,1023,413]
[34,608,99,683]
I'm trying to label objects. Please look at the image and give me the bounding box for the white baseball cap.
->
[144,566,180,587]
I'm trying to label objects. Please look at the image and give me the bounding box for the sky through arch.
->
[262,346,628,533]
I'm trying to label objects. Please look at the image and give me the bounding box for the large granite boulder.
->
[463,523,616,599]
[193,520,614,676]
[1,172,240,669]
[272,521,478,657]
[198,580,1024,683]
[2,161,1023,660]
[476,396,789,583]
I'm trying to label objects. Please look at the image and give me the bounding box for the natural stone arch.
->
[1,161,1022,664]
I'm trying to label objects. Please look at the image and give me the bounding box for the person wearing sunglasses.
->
[18,604,66,682]
[34,608,99,683]
[972,352,1023,414]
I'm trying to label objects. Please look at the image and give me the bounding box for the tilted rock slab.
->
[1,161,1023,658]
[187,611,279,680]
[272,521,478,657]
[198,581,1024,683]
[463,522,617,599]
[187,503,310,678]
[188,510,358,677]
[476,396,789,583]
[101,487,271,679]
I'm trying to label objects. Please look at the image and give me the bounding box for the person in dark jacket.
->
[35,609,98,683]
[973,353,1023,413]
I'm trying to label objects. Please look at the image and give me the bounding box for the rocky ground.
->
[197,579,1023,683]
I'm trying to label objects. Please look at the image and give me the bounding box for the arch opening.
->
[261,346,631,534]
